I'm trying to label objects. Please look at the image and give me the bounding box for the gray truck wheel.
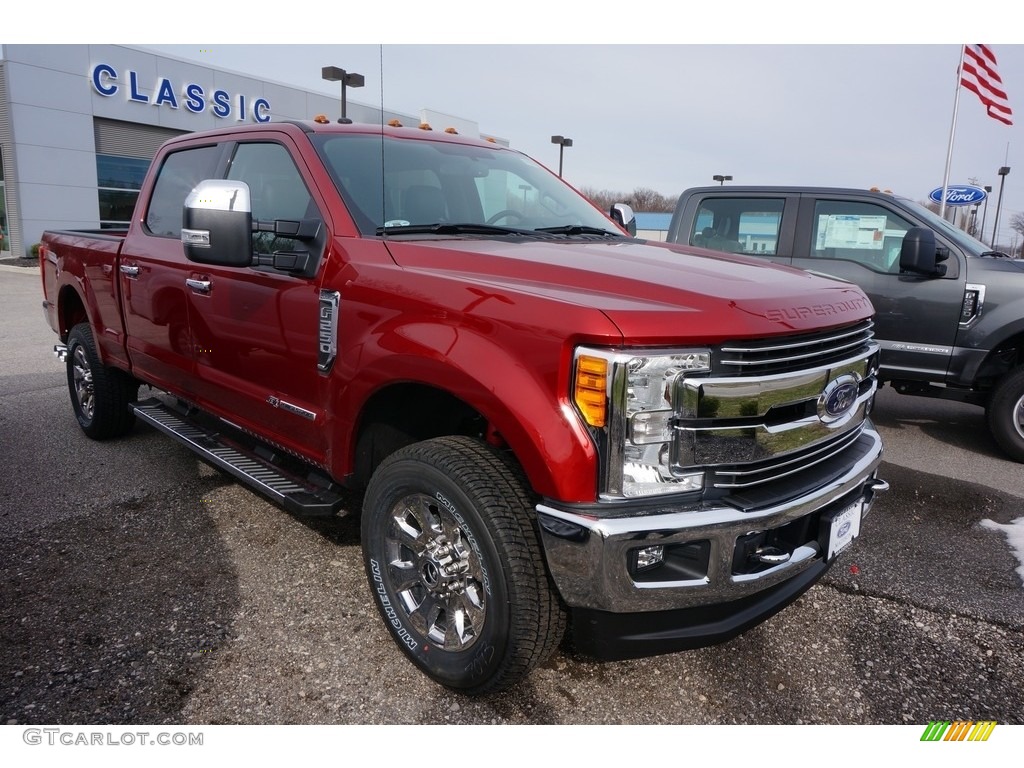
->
[361,436,566,694]
[66,322,138,440]
[987,367,1024,463]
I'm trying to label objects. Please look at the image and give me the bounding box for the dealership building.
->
[0,44,500,259]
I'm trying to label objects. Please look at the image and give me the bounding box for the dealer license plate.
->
[826,499,863,560]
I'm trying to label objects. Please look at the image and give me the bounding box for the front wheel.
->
[987,366,1024,462]
[361,436,566,695]
[66,322,138,440]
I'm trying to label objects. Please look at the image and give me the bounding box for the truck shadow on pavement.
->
[0,477,241,725]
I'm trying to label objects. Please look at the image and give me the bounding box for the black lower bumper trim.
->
[570,560,830,660]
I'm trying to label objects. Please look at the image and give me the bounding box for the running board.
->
[132,398,346,517]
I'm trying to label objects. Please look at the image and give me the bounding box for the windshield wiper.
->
[376,222,532,237]
[534,225,624,237]
[980,249,1012,258]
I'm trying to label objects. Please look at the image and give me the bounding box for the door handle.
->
[120,264,140,277]
[185,278,212,294]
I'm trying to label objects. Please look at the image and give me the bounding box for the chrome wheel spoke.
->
[387,559,421,594]
[448,591,484,647]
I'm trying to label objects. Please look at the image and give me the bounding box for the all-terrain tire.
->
[361,436,566,695]
[66,322,138,440]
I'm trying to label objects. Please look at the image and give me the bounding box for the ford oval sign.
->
[929,185,987,206]
[818,374,860,424]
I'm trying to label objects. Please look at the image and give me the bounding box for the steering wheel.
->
[485,209,526,226]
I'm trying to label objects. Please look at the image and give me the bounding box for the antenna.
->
[379,44,387,238]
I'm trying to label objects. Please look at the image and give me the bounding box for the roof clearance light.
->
[388,119,402,127]
[419,122,432,131]
[445,127,458,134]
[313,114,330,124]
[575,355,608,428]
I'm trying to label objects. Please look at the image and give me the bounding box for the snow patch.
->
[980,517,1024,586]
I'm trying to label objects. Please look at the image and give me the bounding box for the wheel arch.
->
[340,356,598,503]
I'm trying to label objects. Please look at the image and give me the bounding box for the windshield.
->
[312,134,621,237]
[896,196,993,256]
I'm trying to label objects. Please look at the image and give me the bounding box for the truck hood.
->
[383,237,874,343]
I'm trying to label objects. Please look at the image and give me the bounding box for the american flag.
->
[960,44,1013,125]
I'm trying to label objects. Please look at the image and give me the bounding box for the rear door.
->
[120,143,227,395]
[791,194,965,380]
[670,190,797,266]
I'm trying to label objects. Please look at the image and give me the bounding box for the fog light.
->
[635,545,665,571]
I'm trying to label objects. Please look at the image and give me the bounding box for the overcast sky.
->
[16,4,1024,247]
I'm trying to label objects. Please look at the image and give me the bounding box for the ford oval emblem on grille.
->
[819,374,859,424]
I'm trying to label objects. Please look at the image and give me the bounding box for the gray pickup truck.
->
[667,186,1024,462]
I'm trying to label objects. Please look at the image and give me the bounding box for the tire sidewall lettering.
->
[369,557,419,652]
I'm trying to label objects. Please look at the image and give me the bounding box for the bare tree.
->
[579,187,678,213]
[1010,211,1024,242]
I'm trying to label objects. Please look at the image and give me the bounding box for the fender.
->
[45,232,130,371]
[332,325,600,504]
[953,294,1024,386]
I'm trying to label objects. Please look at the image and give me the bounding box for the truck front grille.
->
[709,424,865,490]
[714,319,875,376]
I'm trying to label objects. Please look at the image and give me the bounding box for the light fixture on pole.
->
[322,66,365,124]
[551,135,573,178]
[991,166,1011,248]
[713,174,733,185]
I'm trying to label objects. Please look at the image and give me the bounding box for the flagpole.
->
[939,44,967,220]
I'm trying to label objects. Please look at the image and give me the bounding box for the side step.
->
[132,398,346,517]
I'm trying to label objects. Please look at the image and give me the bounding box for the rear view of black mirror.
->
[900,226,946,276]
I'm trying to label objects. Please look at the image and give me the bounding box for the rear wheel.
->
[361,436,566,694]
[987,366,1024,462]
[66,322,138,440]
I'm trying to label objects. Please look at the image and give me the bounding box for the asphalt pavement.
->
[1,261,1021,734]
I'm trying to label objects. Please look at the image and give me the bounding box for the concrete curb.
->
[0,262,39,274]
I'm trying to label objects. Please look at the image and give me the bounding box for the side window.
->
[226,142,316,254]
[145,145,222,238]
[689,198,783,256]
[811,200,912,274]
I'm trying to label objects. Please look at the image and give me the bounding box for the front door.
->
[792,197,965,380]
[184,139,329,462]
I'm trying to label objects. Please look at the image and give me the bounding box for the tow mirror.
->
[899,226,947,277]
[610,203,637,236]
[183,180,253,267]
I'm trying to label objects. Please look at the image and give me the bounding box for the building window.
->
[97,154,150,229]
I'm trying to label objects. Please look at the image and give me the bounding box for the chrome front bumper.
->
[537,425,886,614]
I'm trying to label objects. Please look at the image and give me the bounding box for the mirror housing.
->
[899,226,947,276]
[610,203,637,236]
[183,180,253,267]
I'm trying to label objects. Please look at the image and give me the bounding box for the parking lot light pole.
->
[713,174,733,185]
[992,167,1011,248]
[980,185,993,244]
[322,66,365,124]
[551,135,573,178]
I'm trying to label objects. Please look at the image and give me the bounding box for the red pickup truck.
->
[40,120,886,694]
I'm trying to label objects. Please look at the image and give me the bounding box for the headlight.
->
[573,347,711,499]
